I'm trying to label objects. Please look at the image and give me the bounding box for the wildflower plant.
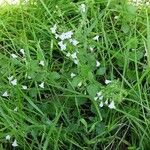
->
[0,0,149,149]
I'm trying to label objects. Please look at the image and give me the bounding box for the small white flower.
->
[58,41,66,51]
[78,82,82,87]
[99,101,104,108]
[22,85,27,90]
[8,76,14,81]
[14,107,18,112]
[89,47,94,52]
[96,61,100,67]
[80,4,86,13]
[93,35,99,41]
[71,73,76,78]
[39,60,45,66]
[114,16,119,19]
[105,99,108,105]
[20,49,25,55]
[10,79,17,86]
[39,82,44,88]
[69,39,79,46]
[73,59,79,65]
[66,52,71,57]
[98,96,103,100]
[6,135,11,140]
[59,31,73,40]
[28,76,31,79]
[108,101,116,109]
[105,79,112,84]
[97,91,102,97]
[12,139,18,147]
[50,24,57,34]
[55,34,59,39]
[71,52,77,59]
[2,91,9,97]
[94,96,98,101]
[11,54,18,59]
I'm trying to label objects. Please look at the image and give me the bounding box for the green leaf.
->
[96,67,106,75]
[87,84,99,98]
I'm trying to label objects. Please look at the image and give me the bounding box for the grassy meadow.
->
[0,0,150,149]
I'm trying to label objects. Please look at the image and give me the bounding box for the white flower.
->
[105,79,112,84]
[105,99,108,105]
[14,107,18,112]
[89,47,94,52]
[39,60,45,66]
[98,96,103,100]
[20,49,25,55]
[73,59,79,65]
[66,52,71,57]
[6,135,11,140]
[8,76,14,81]
[2,91,9,97]
[39,82,44,88]
[50,24,57,34]
[97,91,102,97]
[69,39,79,46]
[71,52,77,59]
[59,31,73,40]
[99,101,104,108]
[12,139,18,147]
[22,85,27,90]
[11,54,18,59]
[108,101,116,109]
[58,41,66,51]
[114,16,119,19]
[96,60,100,67]
[10,79,17,86]
[28,76,31,79]
[55,34,59,39]
[71,73,76,78]
[78,82,82,87]
[94,96,98,101]
[93,35,99,41]
[80,4,86,13]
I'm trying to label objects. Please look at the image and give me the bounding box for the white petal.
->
[11,54,18,59]
[99,101,104,108]
[80,4,86,13]
[94,96,98,101]
[105,80,112,84]
[20,49,25,55]
[97,91,102,97]
[12,139,18,147]
[8,76,14,81]
[69,39,79,46]
[71,73,76,78]
[105,99,108,105]
[93,35,99,41]
[2,91,9,97]
[96,61,100,67]
[39,60,45,66]
[66,52,71,57]
[71,52,77,59]
[78,82,82,87]
[58,41,66,51]
[89,47,94,52]
[14,107,18,112]
[22,85,27,90]
[10,79,17,86]
[39,82,44,88]
[114,16,119,19]
[98,96,103,100]
[6,135,11,140]
[108,101,116,109]
[73,59,79,65]
[50,24,57,34]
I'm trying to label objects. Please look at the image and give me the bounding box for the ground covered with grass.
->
[0,0,150,149]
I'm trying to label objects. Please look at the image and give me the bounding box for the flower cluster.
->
[50,24,80,65]
[94,80,116,109]
[128,0,150,7]
[6,135,18,147]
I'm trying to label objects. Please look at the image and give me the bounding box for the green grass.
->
[0,0,150,149]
